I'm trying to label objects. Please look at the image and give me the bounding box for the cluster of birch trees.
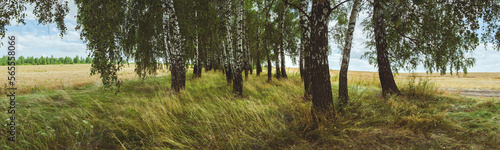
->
[2,0,500,118]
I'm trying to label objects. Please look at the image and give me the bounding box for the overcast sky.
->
[2,1,499,72]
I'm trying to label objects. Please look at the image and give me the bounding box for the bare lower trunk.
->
[280,46,287,78]
[267,46,272,82]
[275,48,281,79]
[299,48,303,79]
[196,40,203,76]
[249,60,253,74]
[339,0,360,110]
[205,55,211,72]
[194,35,201,78]
[244,10,249,80]
[374,0,400,97]
[256,27,262,76]
[280,44,287,79]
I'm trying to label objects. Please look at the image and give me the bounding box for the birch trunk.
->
[373,0,400,97]
[225,0,233,85]
[243,0,249,80]
[265,1,272,82]
[194,1,201,78]
[310,0,334,117]
[280,5,288,79]
[233,0,244,96]
[275,8,282,80]
[163,0,185,92]
[275,47,281,79]
[222,40,227,75]
[339,0,360,109]
[256,29,262,76]
[300,0,312,98]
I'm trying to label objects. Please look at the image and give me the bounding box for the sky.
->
[2,1,499,73]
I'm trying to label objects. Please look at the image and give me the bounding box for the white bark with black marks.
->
[309,0,334,117]
[339,0,361,110]
[163,0,185,92]
[233,0,244,96]
[225,0,233,85]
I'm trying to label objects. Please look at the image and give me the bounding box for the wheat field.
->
[0,64,168,93]
[285,68,500,90]
[2,65,499,95]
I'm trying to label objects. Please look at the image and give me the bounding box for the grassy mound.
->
[1,71,498,149]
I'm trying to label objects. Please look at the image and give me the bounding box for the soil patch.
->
[444,88,500,97]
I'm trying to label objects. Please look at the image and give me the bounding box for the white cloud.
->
[468,44,500,72]
[1,0,86,58]
[1,20,86,58]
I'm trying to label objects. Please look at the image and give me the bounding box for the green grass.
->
[1,70,499,149]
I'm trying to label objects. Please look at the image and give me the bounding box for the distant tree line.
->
[0,55,92,65]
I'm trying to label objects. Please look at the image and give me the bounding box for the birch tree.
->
[339,0,361,108]
[225,0,234,85]
[372,0,400,96]
[243,0,250,80]
[299,0,312,98]
[264,0,275,82]
[164,0,185,92]
[233,0,244,96]
[256,27,263,76]
[280,4,288,79]
[285,0,351,118]
[193,1,201,78]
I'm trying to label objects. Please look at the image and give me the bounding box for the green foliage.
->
[75,0,127,89]
[123,0,165,79]
[1,0,69,43]
[362,0,500,75]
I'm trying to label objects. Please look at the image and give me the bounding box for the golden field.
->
[0,64,168,94]
[293,68,500,97]
[338,70,500,90]
[285,68,500,90]
[2,65,499,96]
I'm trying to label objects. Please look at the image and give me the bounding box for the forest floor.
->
[0,65,499,149]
